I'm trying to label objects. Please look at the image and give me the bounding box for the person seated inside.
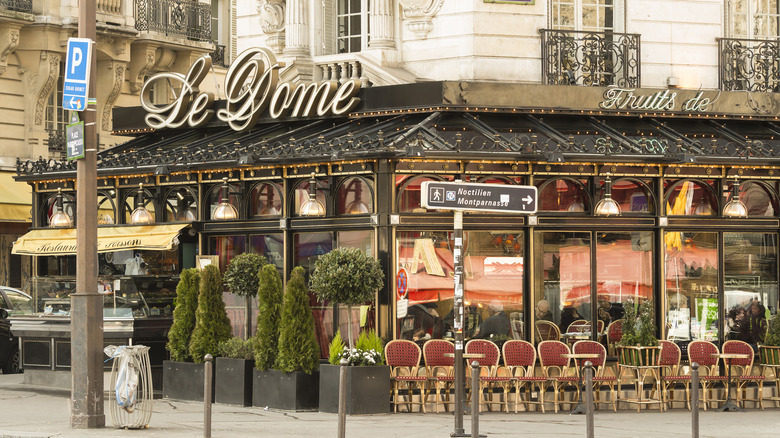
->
[535,299,553,322]
[597,294,613,327]
[740,299,767,350]
[560,305,583,333]
[473,301,511,339]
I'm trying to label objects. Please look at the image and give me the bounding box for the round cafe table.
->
[712,353,750,412]
[562,353,600,414]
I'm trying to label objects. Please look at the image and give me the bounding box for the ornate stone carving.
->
[128,43,159,94]
[257,0,285,34]
[34,53,61,126]
[101,62,127,131]
[399,0,444,38]
[0,26,20,75]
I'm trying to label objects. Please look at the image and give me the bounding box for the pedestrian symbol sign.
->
[63,38,92,111]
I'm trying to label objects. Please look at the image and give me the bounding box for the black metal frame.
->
[719,37,780,92]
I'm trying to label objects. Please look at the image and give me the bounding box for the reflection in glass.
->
[294,178,327,217]
[294,232,334,358]
[208,182,239,220]
[249,183,282,217]
[666,180,716,216]
[396,175,455,213]
[737,181,776,217]
[249,234,284,269]
[208,235,246,272]
[665,231,718,342]
[97,191,115,225]
[535,232,591,339]
[338,177,372,215]
[538,179,588,212]
[724,232,778,344]
[124,186,156,224]
[165,187,197,222]
[610,178,653,214]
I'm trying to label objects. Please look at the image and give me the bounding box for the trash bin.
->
[104,345,153,429]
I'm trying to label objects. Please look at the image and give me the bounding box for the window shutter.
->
[322,0,336,55]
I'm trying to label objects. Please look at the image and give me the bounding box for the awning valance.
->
[12,224,189,256]
[0,172,31,222]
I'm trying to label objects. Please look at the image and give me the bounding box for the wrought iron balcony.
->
[540,29,640,88]
[719,37,780,92]
[46,129,65,159]
[134,0,211,42]
[0,0,32,13]
[211,44,226,67]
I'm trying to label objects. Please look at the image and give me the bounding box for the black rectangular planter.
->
[319,364,390,415]
[215,357,254,406]
[162,360,215,402]
[253,368,319,411]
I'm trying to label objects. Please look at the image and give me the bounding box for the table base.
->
[570,402,587,415]
[715,401,742,412]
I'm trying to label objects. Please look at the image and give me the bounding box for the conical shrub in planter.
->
[254,264,283,371]
[190,264,233,363]
[760,313,780,365]
[166,268,200,362]
[253,266,320,410]
[223,253,267,340]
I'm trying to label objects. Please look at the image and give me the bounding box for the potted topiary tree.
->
[759,313,780,365]
[163,268,204,401]
[617,299,660,367]
[223,253,267,340]
[254,266,321,410]
[214,337,254,406]
[309,247,388,415]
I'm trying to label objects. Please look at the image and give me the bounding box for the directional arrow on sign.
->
[523,195,533,204]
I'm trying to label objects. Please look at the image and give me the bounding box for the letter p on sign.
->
[64,38,91,83]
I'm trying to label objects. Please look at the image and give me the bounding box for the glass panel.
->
[338,230,373,255]
[43,192,75,227]
[336,230,375,346]
[604,178,653,214]
[538,178,588,212]
[208,183,239,220]
[664,231,718,342]
[249,234,284,269]
[164,187,197,222]
[738,181,777,217]
[293,179,328,216]
[123,188,156,224]
[396,230,524,343]
[208,235,246,272]
[535,231,591,342]
[724,232,778,345]
[595,231,653,332]
[337,177,373,215]
[665,180,717,216]
[294,232,334,358]
[397,176,455,213]
[249,183,282,217]
[97,192,115,225]
[5,290,33,315]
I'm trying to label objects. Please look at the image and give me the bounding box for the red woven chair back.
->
[423,339,454,368]
[658,340,681,367]
[688,340,719,367]
[596,320,605,334]
[538,340,570,368]
[385,339,421,368]
[572,340,606,367]
[535,320,560,342]
[568,320,590,333]
[607,319,624,343]
[503,340,536,368]
[722,340,754,368]
[465,340,500,367]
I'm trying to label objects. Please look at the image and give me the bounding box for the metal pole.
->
[71,0,102,429]
[452,209,466,437]
[204,354,213,438]
[338,358,349,438]
[691,363,699,438]
[471,361,479,438]
[585,361,594,438]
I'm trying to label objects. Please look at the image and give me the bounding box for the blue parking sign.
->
[63,38,92,111]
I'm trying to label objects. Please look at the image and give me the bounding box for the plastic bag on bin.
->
[104,345,139,413]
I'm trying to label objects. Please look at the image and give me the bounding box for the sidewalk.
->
[1,373,779,438]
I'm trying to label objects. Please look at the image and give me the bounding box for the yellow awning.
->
[0,172,31,222]
[12,224,189,256]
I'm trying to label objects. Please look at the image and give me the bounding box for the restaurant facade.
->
[11,0,780,367]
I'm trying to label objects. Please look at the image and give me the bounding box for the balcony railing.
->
[134,0,211,42]
[0,0,32,13]
[719,37,780,92]
[97,0,121,15]
[211,44,226,67]
[540,29,640,88]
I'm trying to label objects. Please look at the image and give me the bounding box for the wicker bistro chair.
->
[605,319,624,357]
[723,340,765,409]
[688,340,728,410]
[572,340,618,412]
[502,340,547,413]
[465,339,511,412]
[537,340,580,413]
[535,320,561,343]
[422,339,455,413]
[658,340,692,410]
[385,339,428,413]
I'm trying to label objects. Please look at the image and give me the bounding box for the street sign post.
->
[421,181,537,214]
[422,180,536,437]
[63,38,93,112]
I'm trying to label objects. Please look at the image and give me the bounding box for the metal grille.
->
[210,44,226,67]
[134,0,212,42]
[0,0,32,13]
[541,29,640,88]
[719,37,780,92]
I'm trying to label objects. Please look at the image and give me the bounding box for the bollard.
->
[204,354,213,438]
[338,357,349,438]
[584,361,594,438]
[471,361,479,438]
[691,363,699,438]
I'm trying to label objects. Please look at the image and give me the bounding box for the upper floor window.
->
[551,0,620,32]
[337,0,369,53]
[730,0,780,39]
